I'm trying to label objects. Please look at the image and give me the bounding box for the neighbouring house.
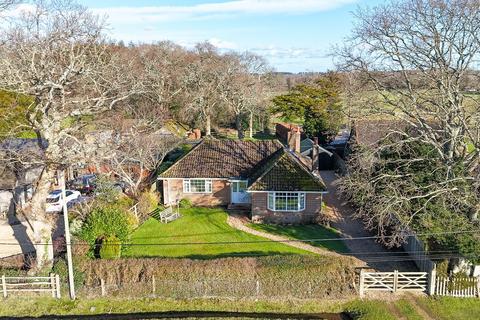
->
[159,138,328,224]
[350,119,405,148]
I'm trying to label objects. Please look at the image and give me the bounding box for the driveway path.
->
[320,171,417,271]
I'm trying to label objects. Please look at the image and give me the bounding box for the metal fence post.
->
[359,269,365,298]
[1,275,6,298]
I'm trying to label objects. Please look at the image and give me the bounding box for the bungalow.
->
[159,138,327,224]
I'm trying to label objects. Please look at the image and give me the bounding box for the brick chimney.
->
[287,128,301,154]
[312,137,319,172]
[193,128,201,140]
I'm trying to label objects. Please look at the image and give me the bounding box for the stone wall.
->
[251,192,323,224]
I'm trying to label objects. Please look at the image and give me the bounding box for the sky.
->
[74,0,385,73]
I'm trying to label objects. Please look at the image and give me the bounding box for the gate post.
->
[359,269,365,298]
[428,267,436,296]
[1,275,6,298]
[55,274,61,299]
[50,273,56,298]
[393,270,398,293]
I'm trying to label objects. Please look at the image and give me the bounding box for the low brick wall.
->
[251,192,323,225]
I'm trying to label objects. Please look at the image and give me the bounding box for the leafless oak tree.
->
[0,0,144,267]
[183,43,226,136]
[337,0,480,247]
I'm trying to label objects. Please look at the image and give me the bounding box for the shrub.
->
[52,258,85,289]
[69,219,83,235]
[99,235,121,259]
[72,238,90,258]
[137,191,159,222]
[79,205,133,255]
[95,176,122,203]
[179,198,192,209]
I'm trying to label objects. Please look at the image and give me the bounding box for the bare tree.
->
[221,52,270,139]
[337,0,480,248]
[0,0,19,11]
[0,0,144,267]
[183,42,226,136]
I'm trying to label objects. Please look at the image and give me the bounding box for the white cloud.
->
[208,38,238,50]
[92,0,357,24]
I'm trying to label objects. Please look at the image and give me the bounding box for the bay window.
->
[183,179,212,193]
[267,192,305,212]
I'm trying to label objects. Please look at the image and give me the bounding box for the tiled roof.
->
[159,139,283,179]
[248,151,327,192]
[353,119,405,146]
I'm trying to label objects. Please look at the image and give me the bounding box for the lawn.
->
[248,223,350,253]
[123,207,309,259]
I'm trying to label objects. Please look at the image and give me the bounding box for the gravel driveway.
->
[320,171,417,272]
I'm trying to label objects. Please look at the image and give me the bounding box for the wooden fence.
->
[1,274,60,298]
[359,270,430,297]
[434,276,479,298]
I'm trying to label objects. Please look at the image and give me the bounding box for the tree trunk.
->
[27,167,56,270]
[249,111,253,139]
[236,114,244,140]
[205,115,211,136]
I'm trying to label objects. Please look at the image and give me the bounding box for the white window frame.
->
[267,192,306,212]
[183,179,213,194]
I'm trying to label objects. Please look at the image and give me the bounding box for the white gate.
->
[1,274,61,298]
[359,270,429,297]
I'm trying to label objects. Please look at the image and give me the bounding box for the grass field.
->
[0,296,477,319]
[123,207,309,259]
[248,223,350,253]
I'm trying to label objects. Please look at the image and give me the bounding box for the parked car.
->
[68,174,97,195]
[46,190,81,213]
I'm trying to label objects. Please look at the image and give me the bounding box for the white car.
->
[46,190,81,213]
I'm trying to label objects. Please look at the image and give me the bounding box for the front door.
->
[231,180,251,204]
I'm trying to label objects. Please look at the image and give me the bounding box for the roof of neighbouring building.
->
[352,119,405,146]
[159,139,326,192]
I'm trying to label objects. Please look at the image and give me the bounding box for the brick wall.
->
[162,179,230,206]
[251,192,323,224]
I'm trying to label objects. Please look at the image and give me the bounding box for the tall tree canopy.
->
[271,73,343,142]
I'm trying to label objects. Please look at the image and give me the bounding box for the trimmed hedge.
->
[78,255,356,299]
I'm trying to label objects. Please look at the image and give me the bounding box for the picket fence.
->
[434,276,479,298]
[1,274,61,298]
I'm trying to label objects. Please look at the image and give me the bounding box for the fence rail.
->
[1,274,60,298]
